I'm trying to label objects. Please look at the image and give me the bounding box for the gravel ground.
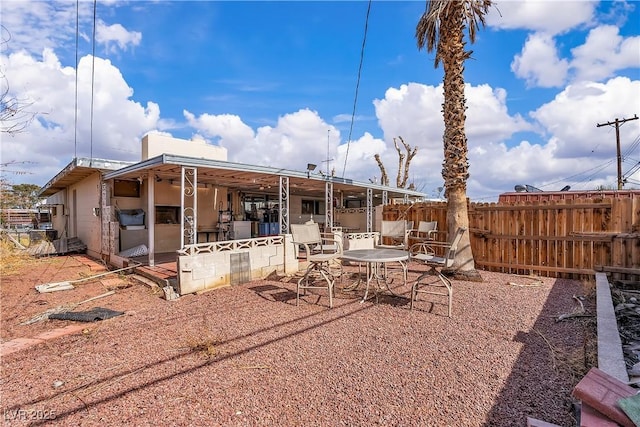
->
[1,255,596,426]
[610,284,640,376]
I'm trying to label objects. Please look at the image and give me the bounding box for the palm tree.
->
[415,0,491,281]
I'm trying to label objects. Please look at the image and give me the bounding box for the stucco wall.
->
[289,194,326,225]
[142,133,228,161]
[50,204,66,237]
[68,173,102,257]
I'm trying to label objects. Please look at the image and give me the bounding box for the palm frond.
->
[416,0,492,64]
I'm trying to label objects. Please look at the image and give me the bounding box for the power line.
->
[90,0,97,164]
[537,159,614,189]
[573,159,616,189]
[341,0,372,178]
[623,160,640,182]
[596,114,639,189]
[622,133,640,158]
[74,0,79,159]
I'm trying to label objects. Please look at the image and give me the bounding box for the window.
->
[155,206,180,224]
[114,179,141,198]
[301,199,321,215]
[346,199,362,208]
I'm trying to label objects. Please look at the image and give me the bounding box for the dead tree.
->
[394,136,417,188]
[1,84,36,135]
[374,136,418,188]
[374,154,389,186]
[1,27,37,136]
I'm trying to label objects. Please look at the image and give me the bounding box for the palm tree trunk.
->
[445,187,479,280]
[440,2,481,281]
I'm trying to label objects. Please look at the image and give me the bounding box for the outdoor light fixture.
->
[306,163,317,178]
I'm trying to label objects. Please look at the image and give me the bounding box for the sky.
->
[1,0,639,202]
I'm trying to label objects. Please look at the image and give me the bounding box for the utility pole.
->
[597,114,638,190]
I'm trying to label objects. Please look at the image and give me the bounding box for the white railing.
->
[177,235,285,256]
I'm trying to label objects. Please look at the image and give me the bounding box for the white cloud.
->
[0,1,136,57]
[183,111,255,147]
[185,108,342,172]
[504,6,639,89]
[0,49,160,184]
[183,108,395,184]
[486,1,596,35]
[365,77,639,198]
[371,82,534,192]
[531,77,640,159]
[467,76,640,197]
[96,20,142,54]
[570,25,640,82]
[511,33,569,88]
[332,113,369,124]
[465,85,533,142]
[0,1,84,55]
[336,132,387,182]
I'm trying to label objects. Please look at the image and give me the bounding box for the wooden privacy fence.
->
[385,195,640,280]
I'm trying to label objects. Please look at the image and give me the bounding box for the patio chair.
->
[344,232,380,250]
[408,221,438,243]
[291,223,343,308]
[376,220,412,249]
[408,227,467,317]
[375,220,411,284]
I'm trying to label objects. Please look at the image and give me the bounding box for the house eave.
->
[38,157,136,197]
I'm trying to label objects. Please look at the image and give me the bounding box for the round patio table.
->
[340,248,409,303]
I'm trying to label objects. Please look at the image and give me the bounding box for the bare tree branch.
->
[1,25,38,136]
[394,137,405,187]
[374,136,418,189]
[374,154,389,186]
[399,136,418,189]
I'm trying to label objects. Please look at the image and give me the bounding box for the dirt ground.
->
[1,249,596,426]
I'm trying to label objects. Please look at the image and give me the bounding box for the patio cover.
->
[102,154,427,202]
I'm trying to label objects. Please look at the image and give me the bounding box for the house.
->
[39,133,428,294]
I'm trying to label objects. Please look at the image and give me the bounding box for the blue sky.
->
[1,0,639,201]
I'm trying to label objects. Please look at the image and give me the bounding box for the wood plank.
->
[525,201,534,274]
[490,205,500,273]
[473,202,612,211]
[549,204,559,276]
[533,202,543,276]
[581,199,591,273]
[595,265,640,275]
[467,234,614,241]
[555,200,564,274]
[611,197,623,232]
[476,260,595,275]
[568,200,578,275]
[510,206,518,274]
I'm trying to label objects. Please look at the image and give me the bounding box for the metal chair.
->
[375,220,411,284]
[409,227,467,317]
[408,221,438,243]
[291,223,343,308]
[376,220,412,249]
